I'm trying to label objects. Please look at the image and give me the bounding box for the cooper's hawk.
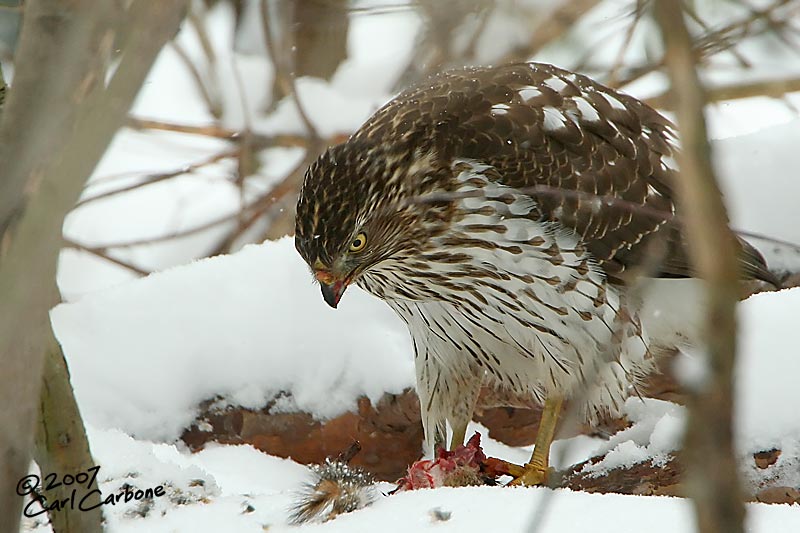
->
[294,62,775,485]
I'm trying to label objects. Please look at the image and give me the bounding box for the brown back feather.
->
[353,62,775,285]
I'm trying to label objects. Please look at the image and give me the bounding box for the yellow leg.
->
[450,421,468,451]
[510,395,563,486]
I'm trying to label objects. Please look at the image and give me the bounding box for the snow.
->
[715,122,800,271]
[51,238,413,440]
[26,0,800,531]
[737,289,800,450]
[44,241,800,532]
[581,399,685,475]
[25,425,800,533]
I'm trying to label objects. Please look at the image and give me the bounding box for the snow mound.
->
[51,238,413,441]
[736,288,800,451]
[582,399,685,476]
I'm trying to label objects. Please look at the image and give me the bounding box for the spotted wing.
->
[356,62,774,284]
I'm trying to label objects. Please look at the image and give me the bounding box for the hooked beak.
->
[315,270,349,309]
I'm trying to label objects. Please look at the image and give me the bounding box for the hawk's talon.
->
[480,457,553,486]
[507,463,555,487]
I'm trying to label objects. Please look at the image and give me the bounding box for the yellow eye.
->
[349,232,367,252]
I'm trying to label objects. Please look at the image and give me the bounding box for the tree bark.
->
[0,2,188,531]
[654,3,746,533]
[32,334,102,532]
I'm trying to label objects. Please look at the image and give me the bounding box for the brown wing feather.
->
[356,62,775,285]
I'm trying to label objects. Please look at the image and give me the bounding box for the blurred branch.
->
[694,0,798,59]
[187,5,217,69]
[127,117,241,138]
[171,40,223,119]
[499,0,601,64]
[681,1,750,68]
[0,63,6,111]
[75,149,238,208]
[615,0,800,89]
[127,117,329,148]
[646,76,800,109]
[606,0,647,86]
[77,116,349,262]
[74,182,296,251]
[654,3,745,533]
[260,0,321,146]
[62,237,149,276]
[208,147,314,254]
[393,0,492,90]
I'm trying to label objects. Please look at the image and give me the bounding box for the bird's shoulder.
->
[347,63,775,285]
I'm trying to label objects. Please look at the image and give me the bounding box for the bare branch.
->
[615,0,800,89]
[606,0,648,86]
[654,3,746,533]
[260,0,320,145]
[499,0,602,64]
[75,149,238,208]
[127,116,241,139]
[62,237,150,276]
[170,40,222,119]
[208,147,315,254]
[127,116,334,149]
[646,76,800,109]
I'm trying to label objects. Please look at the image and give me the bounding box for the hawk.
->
[294,62,775,485]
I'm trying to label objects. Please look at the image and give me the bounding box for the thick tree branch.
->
[33,334,103,532]
[654,3,745,533]
[0,1,188,530]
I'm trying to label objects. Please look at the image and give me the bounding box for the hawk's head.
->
[295,141,450,308]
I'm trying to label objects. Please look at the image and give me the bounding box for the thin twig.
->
[78,148,317,256]
[499,0,602,64]
[606,0,648,86]
[170,40,222,118]
[615,0,800,89]
[682,1,751,68]
[127,116,333,149]
[79,208,244,249]
[74,183,305,250]
[74,149,238,208]
[187,5,217,68]
[63,237,149,275]
[734,229,800,255]
[260,0,320,145]
[229,44,256,234]
[127,117,240,138]
[208,147,314,255]
[646,76,800,109]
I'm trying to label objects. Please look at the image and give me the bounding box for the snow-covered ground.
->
[23,1,800,531]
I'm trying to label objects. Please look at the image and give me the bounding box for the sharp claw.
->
[482,457,526,478]
[479,457,554,487]
[507,463,553,487]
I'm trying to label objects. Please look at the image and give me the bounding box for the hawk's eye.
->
[349,232,367,252]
